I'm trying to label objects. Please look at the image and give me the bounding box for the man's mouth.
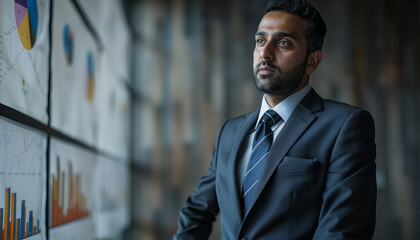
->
[259,66,275,75]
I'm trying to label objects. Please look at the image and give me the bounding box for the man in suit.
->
[174,0,376,239]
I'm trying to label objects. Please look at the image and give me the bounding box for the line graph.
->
[0,118,44,170]
[0,117,46,240]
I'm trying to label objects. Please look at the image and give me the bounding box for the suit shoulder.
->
[319,99,375,127]
[322,99,366,115]
[225,110,257,126]
[219,110,258,134]
[302,89,370,118]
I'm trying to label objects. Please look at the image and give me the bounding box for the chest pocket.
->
[277,156,319,174]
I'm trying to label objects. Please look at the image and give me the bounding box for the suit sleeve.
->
[313,109,377,239]
[173,124,225,240]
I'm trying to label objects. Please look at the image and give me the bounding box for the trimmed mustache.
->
[254,60,282,75]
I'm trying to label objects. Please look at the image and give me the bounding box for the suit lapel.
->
[243,89,323,219]
[227,110,259,220]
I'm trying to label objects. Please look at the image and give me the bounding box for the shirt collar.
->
[256,84,311,128]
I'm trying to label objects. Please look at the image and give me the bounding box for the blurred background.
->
[129,0,420,239]
[0,0,419,239]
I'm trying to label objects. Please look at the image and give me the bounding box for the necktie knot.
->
[260,109,281,128]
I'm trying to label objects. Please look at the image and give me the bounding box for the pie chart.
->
[63,25,74,65]
[15,0,38,50]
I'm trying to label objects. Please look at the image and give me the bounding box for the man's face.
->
[253,11,309,96]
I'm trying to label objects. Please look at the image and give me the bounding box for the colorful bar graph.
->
[51,157,90,227]
[0,188,40,240]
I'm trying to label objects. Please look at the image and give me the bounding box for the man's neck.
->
[265,79,310,107]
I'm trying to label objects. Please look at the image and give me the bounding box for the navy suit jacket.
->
[175,89,376,240]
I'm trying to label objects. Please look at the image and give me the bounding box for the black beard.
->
[253,58,307,96]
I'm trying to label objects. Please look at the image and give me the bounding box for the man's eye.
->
[279,41,289,46]
[256,39,265,45]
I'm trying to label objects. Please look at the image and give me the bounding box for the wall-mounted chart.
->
[0,0,50,123]
[75,0,132,159]
[49,137,94,240]
[51,0,100,146]
[96,53,130,159]
[0,116,47,240]
[93,155,129,238]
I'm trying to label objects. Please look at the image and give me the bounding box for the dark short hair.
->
[264,0,327,54]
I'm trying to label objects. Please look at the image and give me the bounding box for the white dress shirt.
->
[237,84,312,185]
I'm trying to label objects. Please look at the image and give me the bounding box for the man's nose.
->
[261,42,274,60]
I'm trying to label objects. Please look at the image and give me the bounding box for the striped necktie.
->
[243,109,281,213]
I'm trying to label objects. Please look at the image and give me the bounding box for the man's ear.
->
[306,50,323,75]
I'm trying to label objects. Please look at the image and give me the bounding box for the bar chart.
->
[51,157,89,227]
[49,137,94,239]
[1,187,41,239]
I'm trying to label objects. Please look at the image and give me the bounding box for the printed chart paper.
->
[77,0,132,159]
[50,0,100,146]
[0,0,50,123]
[49,137,94,240]
[96,53,131,159]
[0,116,47,240]
[93,156,130,238]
